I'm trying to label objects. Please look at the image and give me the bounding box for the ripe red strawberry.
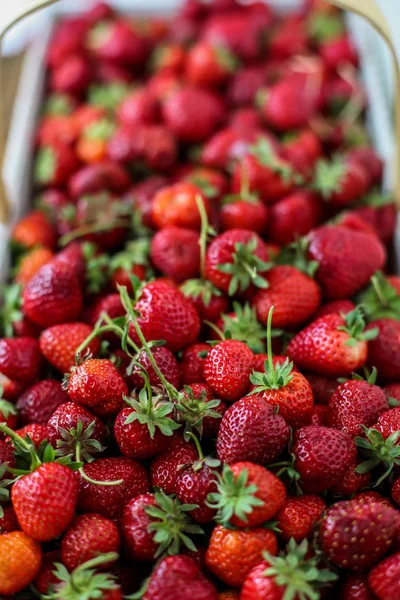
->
[22,261,83,327]
[308,225,386,299]
[114,389,179,460]
[150,227,200,283]
[216,395,290,465]
[16,379,68,425]
[267,191,322,246]
[12,461,79,541]
[0,337,42,388]
[78,456,149,519]
[252,265,321,330]
[320,497,399,570]
[12,210,56,250]
[46,402,107,461]
[129,280,201,353]
[34,550,61,595]
[368,553,400,599]
[277,495,326,542]
[0,439,16,472]
[175,455,219,524]
[143,554,217,600]
[179,343,209,384]
[181,279,229,323]
[351,194,396,245]
[331,457,371,496]
[13,424,48,448]
[151,183,209,231]
[227,66,266,107]
[50,54,91,96]
[313,154,370,207]
[241,539,337,600]
[305,374,338,405]
[40,322,100,374]
[150,435,198,494]
[130,346,181,391]
[0,399,18,438]
[283,129,322,181]
[338,574,375,600]
[61,513,120,571]
[287,307,376,377]
[162,87,224,142]
[68,160,131,198]
[117,87,160,126]
[87,19,150,66]
[314,299,355,320]
[293,425,356,492]
[320,33,358,70]
[177,383,226,438]
[205,229,270,296]
[185,41,237,87]
[122,490,203,561]
[0,504,19,534]
[34,142,79,187]
[201,127,258,170]
[208,463,286,528]
[204,340,254,402]
[68,358,128,416]
[327,376,388,437]
[367,318,400,382]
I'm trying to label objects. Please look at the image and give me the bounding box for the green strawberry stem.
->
[0,423,41,471]
[75,312,140,361]
[59,219,130,247]
[204,320,225,341]
[266,307,276,386]
[355,426,400,486]
[185,431,204,461]
[118,285,179,401]
[76,445,123,487]
[196,194,208,279]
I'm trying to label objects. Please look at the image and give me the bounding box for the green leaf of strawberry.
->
[358,271,400,321]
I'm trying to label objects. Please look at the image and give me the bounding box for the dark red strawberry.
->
[16,379,68,425]
[293,425,356,492]
[227,66,266,107]
[150,435,198,494]
[320,34,358,70]
[176,382,226,438]
[130,346,181,391]
[185,40,237,88]
[277,495,326,542]
[320,497,399,570]
[87,19,150,66]
[331,457,371,496]
[217,395,289,465]
[308,225,386,299]
[175,451,219,524]
[267,191,322,246]
[314,299,355,320]
[305,374,339,405]
[68,160,131,198]
[117,87,160,126]
[179,343,209,384]
[50,54,91,96]
[0,337,42,388]
[107,124,177,171]
[22,261,83,327]
[339,574,375,600]
[204,340,253,402]
[34,142,78,187]
[368,553,400,599]
[367,318,400,382]
[0,504,19,534]
[121,493,159,561]
[78,456,149,519]
[150,227,200,283]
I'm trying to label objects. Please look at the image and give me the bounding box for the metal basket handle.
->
[0,0,61,223]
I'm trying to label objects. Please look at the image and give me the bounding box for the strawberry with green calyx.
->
[0,283,23,337]
[44,552,121,600]
[276,237,319,279]
[0,423,81,541]
[207,462,286,529]
[216,302,267,354]
[308,12,345,43]
[88,82,130,113]
[175,384,224,440]
[34,142,79,187]
[355,426,400,485]
[54,418,106,464]
[241,539,337,600]
[358,271,400,321]
[110,239,151,291]
[114,370,181,460]
[82,241,111,295]
[0,463,15,518]
[181,195,227,320]
[312,154,369,207]
[249,307,314,428]
[0,388,18,436]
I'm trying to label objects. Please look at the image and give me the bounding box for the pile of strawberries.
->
[1,0,400,598]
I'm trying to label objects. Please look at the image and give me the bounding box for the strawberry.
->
[320,497,399,570]
[114,387,179,460]
[216,395,289,465]
[15,247,54,286]
[201,127,259,170]
[227,66,266,107]
[314,299,355,320]
[150,42,186,74]
[78,456,149,519]
[185,41,237,87]
[208,462,286,528]
[151,183,209,231]
[50,54,91,96]
[150,435,198,494]
[87,19,150,66]
[130,346,181,391]
[110,240,150,292]
[293,425,356,492]
[0,399,18,439]
[13,424,48,448]
[40,322,100,374]
[16,379,68,425]
[12,209,56,250]
[367,318,400,382]
[68,358,128,416]
[219,187,269,235]
[241,539,337,600]
[320,34,359,70]
[61,513,120,571]
[267,191,322,246]
[351,192,396,245]
[162,87,224,142]
[339,574,376,600]
[313,154,370,207]
[307,225,386,299]
[0,504,19,534]
[213,303,267,354]
[34,142,78,187]
[129,280,201,353]
[287,307,377,377]
[35,550,63,594]
[327,373,388,437]
[68,160,131,198]
[176,383,226,438]
[0,337,42,388]
[252,265,321,330]
[122,490,203,561]
[205,229,270,296]
[143,554,217,600]
[204,339,254,402]
[46,402,107,462]
[151,227,200,283]
[283,129,322,180]
[0,531,42,596]
[331,457,371,496]
[368,553,400,599]
[277,495,326,542]
[179,343,209,384]
[205,525,278,588]
[22,260,83,327]
[359,271,400,322]
[117,87,160,126]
